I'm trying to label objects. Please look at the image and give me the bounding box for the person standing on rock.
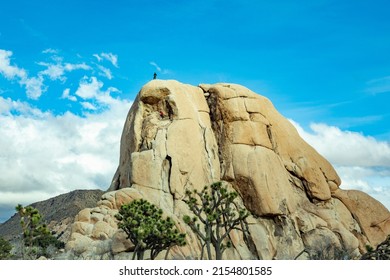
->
[153,72,157,79]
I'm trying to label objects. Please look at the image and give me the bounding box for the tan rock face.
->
[333,189,390,246]
[66,80,390,260]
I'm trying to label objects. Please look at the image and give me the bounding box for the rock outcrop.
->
[65,80,390,260]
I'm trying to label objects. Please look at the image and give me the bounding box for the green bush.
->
[115,199,186,260]
[0,237,13,260]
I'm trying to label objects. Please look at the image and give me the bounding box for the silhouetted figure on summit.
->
[153,72,157,79]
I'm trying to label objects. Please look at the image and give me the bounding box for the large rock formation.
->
[65,80,390,260]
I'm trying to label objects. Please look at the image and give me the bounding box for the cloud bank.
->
[0,96,132,221]
[290,120,390,209]
[0,48,128,221]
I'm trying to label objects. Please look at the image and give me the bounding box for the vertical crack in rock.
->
[127,165,132,188]
[286,160,315,202]
[319,166,339,194]
[244,225,260,259]
[165,98,175,120]
[286,169,305,191]
[205,89,226,177]
[163,126,173,196]
[165,155,172,195]
[301,180,315,203]
[201,125,215,180]
[266,124,277,152]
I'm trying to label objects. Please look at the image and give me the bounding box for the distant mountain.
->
[0,189,104,242]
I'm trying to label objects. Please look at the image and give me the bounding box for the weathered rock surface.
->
[66,80,390,260]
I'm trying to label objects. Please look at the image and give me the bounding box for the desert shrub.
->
[115,199,186,260]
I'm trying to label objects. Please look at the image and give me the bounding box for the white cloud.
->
[64,62,91,72]
[0,49,27,80]
[42,48,58,54]
[97,65,113,80]
[0,96,48,117]
[38,61,91,82]
[74,76,121,109]
[290,120,390,167]
[75,76,103,99]
[0,50,46,99]
[0,95,132,218]
[24,75,46,99]
[150,61,171,75]
[365,76,390,95]
[290,119,390,210]
[1,49,119,102]
[39,63,66,81]
[101,53,118,68]
[94,52,118,68]
[93,54,102,62]
[61,88,77,102]
[150,61,162,72]
[81,101,97,110]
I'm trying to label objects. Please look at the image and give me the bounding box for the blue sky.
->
[1,0,389,222]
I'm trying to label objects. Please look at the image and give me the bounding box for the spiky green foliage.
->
[115,199,186,260]
[0,237,13,260]
[183,182,249,260]
[15,204,63,259]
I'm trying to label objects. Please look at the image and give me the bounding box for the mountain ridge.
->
[0,189,104,242]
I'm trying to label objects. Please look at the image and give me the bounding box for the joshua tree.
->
[15,204,62,259]
[115,199,186,260]
[183,181,249,260]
